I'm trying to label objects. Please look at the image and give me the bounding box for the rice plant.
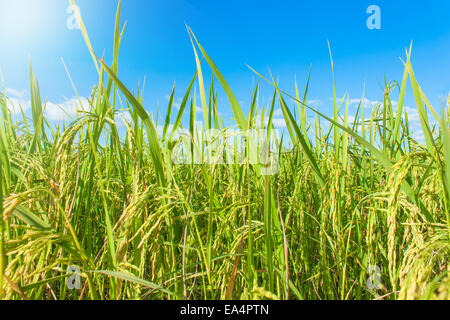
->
[0,1,448,300]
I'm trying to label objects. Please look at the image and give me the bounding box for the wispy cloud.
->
[273,109,283,117]
[3,87,90,120]
[306,99,321,107]
[254,114,287,129]
[45,97,90,121]
[272,118,287,128]
[6,88,27,99]
[3,87,31,114]
[333,96,384,109]
[5,97,31,114]
[334,102,436,143]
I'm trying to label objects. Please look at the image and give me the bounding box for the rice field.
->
[0,1,449,300]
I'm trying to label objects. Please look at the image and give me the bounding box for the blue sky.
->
[0,0,449,134]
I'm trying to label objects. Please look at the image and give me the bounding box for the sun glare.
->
[0,0,50,43]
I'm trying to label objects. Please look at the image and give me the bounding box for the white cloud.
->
[115,110,133,128]
[6,88,27,99]
[347,115,356,125]
[274,108,283,117]
[307,99,321,107]
[3,88,31,114]
[5,97,31,114]
[45,97,90,121]
[156,124,176,137]
[254,114,287,129]
[411,129,425,143]
[272,118,287,128]
[359,98,383,108]
[404,106,421,123]
[403,106,440,143]
[335,97,383,109]
[3,88,90,121]
[165,95,182,110]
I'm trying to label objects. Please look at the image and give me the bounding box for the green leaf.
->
[187,27,247,131]
[13,206,51,232]
[98,57,169,186]
[94,270,178,297]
